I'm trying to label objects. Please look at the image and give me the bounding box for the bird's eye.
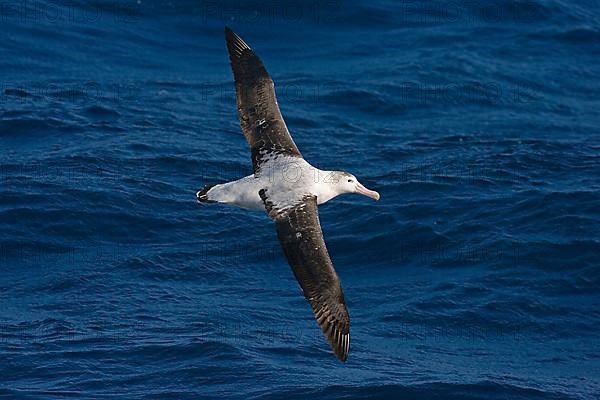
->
[347,179,353,183]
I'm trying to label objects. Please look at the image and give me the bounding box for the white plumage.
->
[196,27,380,362]
[199,157,365,212]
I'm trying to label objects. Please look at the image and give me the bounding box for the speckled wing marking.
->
[225,27,302,173]
[260,191,350,362]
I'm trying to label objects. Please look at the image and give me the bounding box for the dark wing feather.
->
[225,27,302,172]
[262,193,350,362]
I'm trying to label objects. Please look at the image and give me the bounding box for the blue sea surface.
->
[1,1,600,399]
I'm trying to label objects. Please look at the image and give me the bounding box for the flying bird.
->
[197,27,380,362]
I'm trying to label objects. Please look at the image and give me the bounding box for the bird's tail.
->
[196,184,218,203]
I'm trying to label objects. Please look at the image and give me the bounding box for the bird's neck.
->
[314,171,342,205]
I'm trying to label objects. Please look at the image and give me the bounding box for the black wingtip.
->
[224,26,251,57]
[322,325,350,363]
[224,27,269,85]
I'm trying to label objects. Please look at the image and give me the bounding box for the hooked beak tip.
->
[356,182,380,202]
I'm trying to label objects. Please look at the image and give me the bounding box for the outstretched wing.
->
[225,27,302,173]
[261,192,350,362]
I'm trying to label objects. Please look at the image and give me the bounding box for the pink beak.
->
[355,182,380,201]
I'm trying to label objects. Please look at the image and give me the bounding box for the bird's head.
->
[333,171,380,201]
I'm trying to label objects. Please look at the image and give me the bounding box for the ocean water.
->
[1,0,600,399]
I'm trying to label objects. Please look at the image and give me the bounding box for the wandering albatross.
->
[197,27,380,362]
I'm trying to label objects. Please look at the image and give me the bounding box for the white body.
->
[204,157,341,211]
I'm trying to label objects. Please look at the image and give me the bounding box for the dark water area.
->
[1,1,599,399]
